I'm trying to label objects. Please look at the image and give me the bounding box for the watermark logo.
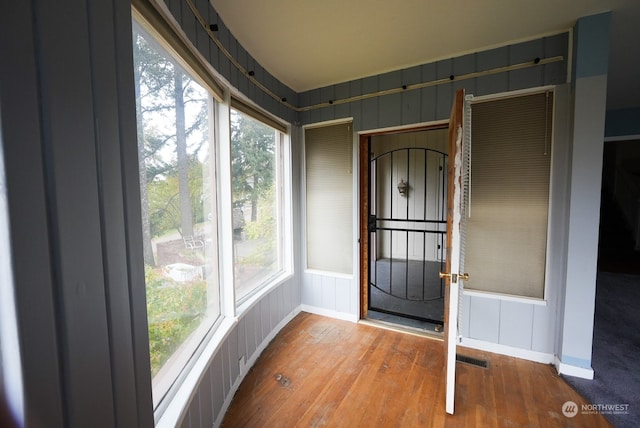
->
[562,400,630,417]
[562,401,578,418]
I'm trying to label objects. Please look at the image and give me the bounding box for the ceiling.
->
[211,0,640,110]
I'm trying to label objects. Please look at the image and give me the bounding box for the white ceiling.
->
[211,0,640,110]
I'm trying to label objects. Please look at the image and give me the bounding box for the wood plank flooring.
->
[221,312,611,427]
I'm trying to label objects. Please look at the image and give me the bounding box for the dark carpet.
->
[563,272,640,428]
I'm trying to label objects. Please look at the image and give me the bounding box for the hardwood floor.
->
[221,312,611,427]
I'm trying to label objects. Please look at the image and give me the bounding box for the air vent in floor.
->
[456,353,488,368]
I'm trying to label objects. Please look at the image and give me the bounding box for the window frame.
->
[131,14,224,413]
[462,86,557,304]
[228,103,291,307]
[130,3,294,423]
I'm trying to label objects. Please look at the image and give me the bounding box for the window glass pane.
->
[133,20,220,406]
[231,108,282,302]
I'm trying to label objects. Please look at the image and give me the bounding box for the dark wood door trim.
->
[358,124,449,321]
[359,134,370,320]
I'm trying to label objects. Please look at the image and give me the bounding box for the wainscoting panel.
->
[169,277,301,428]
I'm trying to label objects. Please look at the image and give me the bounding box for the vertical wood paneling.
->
[181,8,198,48]
[402,90,421,125]
[0,2,65,425]
[87,0,140,425]
[211,352,224,420]
[180,410,191,428]
[185,393,199,428]
[198,369,213,427]
[460,294,472,336]
[544,62,566,85]
[115,0,156,422]
[262,295,273,339]
[37,0,117,424]
[421,86,438,123]
[436,83,453,121]
[221,340,231,396]
[361,76,379,129]
[320,86,335,122]
[531,304,556,353]
[334,82,351,119]
[167,0,182,24]
[453,53,476,94]
[227,328,240,387]
[379,93,402,128]
[335,277,351,313]
[228,41,240,89]
[499,301,534,349]
[321,275,336,310]
[468,297,501,342]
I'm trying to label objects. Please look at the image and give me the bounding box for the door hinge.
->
[368,215,377,232]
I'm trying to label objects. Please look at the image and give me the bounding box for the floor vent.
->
[456,354,488,368]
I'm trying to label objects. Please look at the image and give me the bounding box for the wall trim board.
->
[604,134,640,142]
[459,337,555,365]
[212,305,302,428]
[358,119,450,136]
[463,289,548,306]
[300,305,359,323]
[555,356,595,380]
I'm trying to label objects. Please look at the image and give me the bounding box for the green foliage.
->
[147,157,206,238]
[145,267,207,376]
[240,186,277,266]
[231,110,276,210]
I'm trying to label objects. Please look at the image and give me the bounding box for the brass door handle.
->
[439,272,470,281]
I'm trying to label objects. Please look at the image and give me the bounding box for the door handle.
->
[439,272,470,283]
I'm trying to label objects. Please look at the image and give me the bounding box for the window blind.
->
[465,92,553,299]
[305,122,353,274]
[231,97,288,134]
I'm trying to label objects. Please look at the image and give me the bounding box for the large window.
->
[465,91,553,299]
[230,106,285,303]
[304,122,353,274]
[133,20,220,407]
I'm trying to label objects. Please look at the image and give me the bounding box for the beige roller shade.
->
[305,122,353,274]
[465,91,553,299]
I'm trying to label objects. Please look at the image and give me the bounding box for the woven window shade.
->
[305,123,353,274]
[465,92,553,299]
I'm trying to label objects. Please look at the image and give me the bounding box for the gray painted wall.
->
[0,0,617,427]
[1,1,303,426]
[1,1,153,426]
[559,12,611,371]
[299,34,568,130]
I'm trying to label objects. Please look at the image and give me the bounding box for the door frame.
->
[358,122,449,321]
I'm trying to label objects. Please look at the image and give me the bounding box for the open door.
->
[441,89,470,415]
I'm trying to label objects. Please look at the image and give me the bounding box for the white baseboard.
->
[555,356,594,380]
[300,304,359,323]
[213,305,302,428]
[459,337,555,364]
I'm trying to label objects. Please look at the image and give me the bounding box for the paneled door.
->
[442,88,470,415]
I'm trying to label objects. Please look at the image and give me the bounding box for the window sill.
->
[303,269,354,280]
[462,289,547,306]
[236,270,294,317]
[155,315,237,428]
